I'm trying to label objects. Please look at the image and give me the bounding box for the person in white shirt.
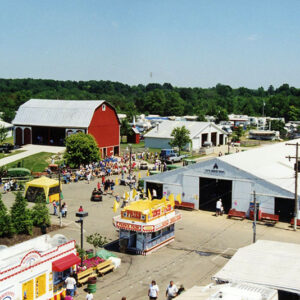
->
[216,198,222,216]
[65,275,76,296]
[166,281,178,300]
[148,280,159,300]
[86,291,93,300]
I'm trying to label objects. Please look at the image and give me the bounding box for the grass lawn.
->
[4,152,53,172]
[0,150,26,159]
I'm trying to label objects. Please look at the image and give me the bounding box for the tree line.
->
[0,78,299,123]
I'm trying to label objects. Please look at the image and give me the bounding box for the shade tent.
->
[25,176,61,203]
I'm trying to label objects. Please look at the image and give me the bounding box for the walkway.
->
[0,144,65,167]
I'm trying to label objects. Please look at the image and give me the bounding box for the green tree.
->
[270,120,287,139]
[0,194,14,237]
[215,108,228,123]
[169,126,191,154]
[31,195,51,228]
[232,126,244,142]
[64,132,100,167]
[0,126,8,144]
[120,119,131,138]
[86,233,108,254]
[11,192,33,235]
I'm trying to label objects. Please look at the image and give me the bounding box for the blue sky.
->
[0,0,299,88]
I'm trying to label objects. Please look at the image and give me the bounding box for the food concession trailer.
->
[0,234,80,300]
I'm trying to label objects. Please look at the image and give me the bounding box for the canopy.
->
[52,253,81,272]
[25,176,61,203]
[95,249,116,260]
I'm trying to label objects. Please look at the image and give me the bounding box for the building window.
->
[102,104,106,111]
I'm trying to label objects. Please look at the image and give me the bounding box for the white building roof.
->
[13,99,105,128]
[144,120,226,139]
[213,240,300,294]
[219,140,300,195]
[176,283,277,300]
[0,120,13,128]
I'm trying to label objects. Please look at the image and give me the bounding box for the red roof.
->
[52,253,81,272]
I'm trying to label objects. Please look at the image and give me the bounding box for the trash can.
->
[86,249,94,259]
[88,276,97,293]
[41,224,47,235]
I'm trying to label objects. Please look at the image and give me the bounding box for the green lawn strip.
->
[0,150,26,159]
[4,152,53,172]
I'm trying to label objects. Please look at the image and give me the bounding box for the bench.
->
[96,260,114,276]
[175,201,195,210]
[77,268,96,286]
[228,209,246,220]
[260,212,279,223]
[290,219,300,226]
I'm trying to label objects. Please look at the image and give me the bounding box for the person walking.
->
[53,201,57,216]
[166,281,178,300]
[216,198,222,216]
[148,280,159,300]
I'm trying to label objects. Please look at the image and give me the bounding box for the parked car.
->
[139,162,148,170]
[202,141,213,148]
[160,149,176,161]
[166,153,187,164]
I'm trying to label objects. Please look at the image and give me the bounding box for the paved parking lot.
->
[3,169,300,300]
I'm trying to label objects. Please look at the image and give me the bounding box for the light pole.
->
[58,166,62,228]
[75,211,88,266]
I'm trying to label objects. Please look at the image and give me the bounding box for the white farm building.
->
[144,120,228,151]
[144,139,300,222]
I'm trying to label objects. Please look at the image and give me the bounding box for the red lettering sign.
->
[124,210,142,220]
[116,222,142,231]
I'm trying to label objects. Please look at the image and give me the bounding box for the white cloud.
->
[111,21,119,29]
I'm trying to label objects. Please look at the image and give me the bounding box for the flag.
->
[146,170,150,176]
[113,200,119,212]
[176,193,182,204]
[125,191,129,200]
[60,192,64,200]
[168,194,175,206]
[132,188,137,199]
[115,178,119,185]
[138,172,141,179]
[148,189,152,201]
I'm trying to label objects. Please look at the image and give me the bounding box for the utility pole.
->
[286,142,299,231]
[129,144,132,192]
[253,191,257,243]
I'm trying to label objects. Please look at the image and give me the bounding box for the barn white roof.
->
[219,139,300,195]
[13,99,105,128]
[213,240,300,295]
[144,120,227,139]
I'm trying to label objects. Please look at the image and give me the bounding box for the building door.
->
[146,182,163,199]
[219,134,224,145]
[199,177,232,213]
[201,133,208,146]
[211,132,217,146]
[15,127,22,145]
[128,231,137,248]
[114,146,119,156]
[103,148,107,157]
[275,197,294,222]
[24,128,31,144]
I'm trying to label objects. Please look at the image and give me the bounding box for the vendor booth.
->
[113,198,181,255]
[0,234,80,300]
[25,176,61,203]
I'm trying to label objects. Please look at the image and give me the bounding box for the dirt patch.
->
[0,224,61,247]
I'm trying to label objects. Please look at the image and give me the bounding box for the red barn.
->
[12,99,120,157]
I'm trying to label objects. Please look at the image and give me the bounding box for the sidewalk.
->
[0,144,65,167]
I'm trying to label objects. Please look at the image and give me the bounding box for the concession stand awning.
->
[52,254,81,272]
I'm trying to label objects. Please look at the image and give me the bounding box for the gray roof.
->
[144,120,226,139]
[13,99,105,128]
